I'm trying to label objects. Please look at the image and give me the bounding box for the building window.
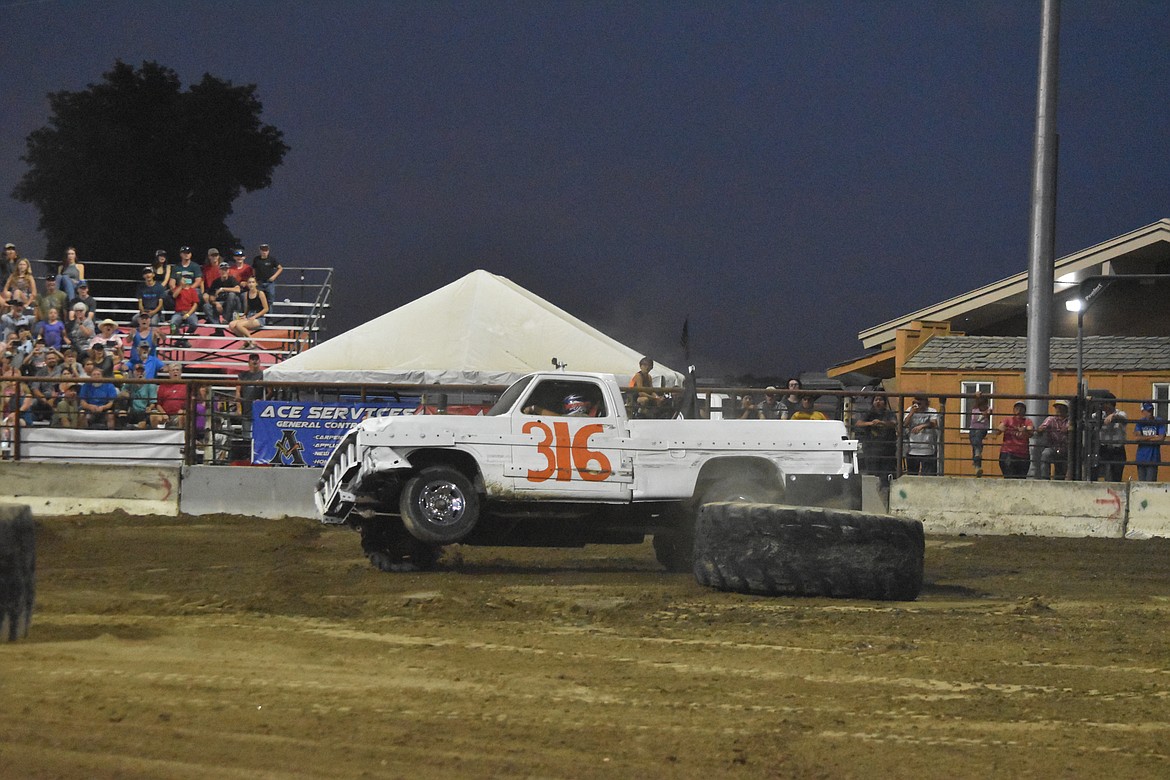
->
[960,381,994,432]
[1153,383,1170,420]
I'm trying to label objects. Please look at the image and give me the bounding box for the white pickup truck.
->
[315,370,861,572]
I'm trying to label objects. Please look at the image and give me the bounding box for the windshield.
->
[486,375,534,416]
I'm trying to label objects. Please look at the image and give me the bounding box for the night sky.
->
[4,1,1168,379]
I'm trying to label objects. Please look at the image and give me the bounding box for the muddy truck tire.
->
[0,504,36,641]
[693,503,923,601]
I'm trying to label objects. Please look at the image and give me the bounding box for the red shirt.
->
[202,262,221,289]
[230,262,254,283]
[1001,416,1033,457]
[173,286,200,315]
[158,382,188,416]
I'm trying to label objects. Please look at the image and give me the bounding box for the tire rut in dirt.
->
[693,503,924,601]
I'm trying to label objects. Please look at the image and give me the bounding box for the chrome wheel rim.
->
[417,481,466,527]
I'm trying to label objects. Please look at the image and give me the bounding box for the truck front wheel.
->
[400,465,481,544]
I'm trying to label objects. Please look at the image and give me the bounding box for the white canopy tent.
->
[265,270,683,387]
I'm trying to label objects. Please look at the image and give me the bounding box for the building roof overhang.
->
[858,219,1170,351]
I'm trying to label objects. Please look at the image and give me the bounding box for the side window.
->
[523,380,607,417]
[960,380,994,432]
[1153,383,1170,420]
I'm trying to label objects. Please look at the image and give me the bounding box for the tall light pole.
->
[1025,0,1061,476]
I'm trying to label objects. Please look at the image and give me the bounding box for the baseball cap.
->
[3,243,14,250]
[218,261,230,269]
[1053,400,1069,408]
[259,243,269,249]
[232,248,245,257]
[155,249,167,257]
[208,248,220,256]
[1142,402,1155,411]
[77,280,88,287]
[179,245,191,252]
[91,341,105,350]
[142,266,154,274]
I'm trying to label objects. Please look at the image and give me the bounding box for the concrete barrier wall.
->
[888,476,1131,538]
[1127,483,1170,539]
[0,462,180,516]
[179,465,319,520]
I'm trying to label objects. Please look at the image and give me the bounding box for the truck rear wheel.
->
[400,465,481,544]
[693,503,924,601]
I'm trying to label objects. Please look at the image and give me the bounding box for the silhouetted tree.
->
[13,60,288,269]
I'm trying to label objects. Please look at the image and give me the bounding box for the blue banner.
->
[252,400,418,467]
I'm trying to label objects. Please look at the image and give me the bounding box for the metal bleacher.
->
[52,259,332,379]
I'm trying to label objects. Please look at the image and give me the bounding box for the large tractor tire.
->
[0,504,36,641]
[693,503,924,601]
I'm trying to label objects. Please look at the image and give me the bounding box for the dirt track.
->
[4,513,1170,778]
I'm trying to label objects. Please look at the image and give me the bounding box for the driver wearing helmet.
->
[562,393,593,416]
[523,391,598,417]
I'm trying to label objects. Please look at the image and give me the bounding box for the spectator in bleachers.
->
[228,277,269,345]
[78,364,118,429]
[54,247,85,300]
[121,362,159,429]
[52,381,82,428]
[170,274,201,341]
[204,260,242,324]
[87,340,115,377]
[36,307,68,351]
[128,342,165,379]
[35,277,68,325]
[129,313,159,357]
[2,257,37,306]
[171,246,201,296]
[252,243,282,306]
[229,248,254,284]
[1,243,17,280]
[202,250,222,311]
[68,304,95,351]
[95,319,124,357]
[2,300,34,340]
[58,345,81,376]
[26,348,64,423]
[69,279,96,315]
[137,266,167,326]
[150,250,173,288]
[157,361,188,428]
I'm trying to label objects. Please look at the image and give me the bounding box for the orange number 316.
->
[522,421,613,483]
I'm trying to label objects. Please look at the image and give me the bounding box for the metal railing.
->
[2,376,1162,482]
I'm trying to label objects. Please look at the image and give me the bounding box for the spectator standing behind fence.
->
[1134,402,1165,482]
[238,353,264,437]
[778,378,802,419]
[967,393,992,477]
[1095,398,1128,482]
[996,401,1033,479]
[790,393,827,421]
[1036,400,1071,480]
[757,386,783,419]
[252,243,282,306]
[902,395,938,475]
[78,365,117,429]
[855,394,897,483]
[55,247,85,300]
[52,381,81,428]
[157,362,188,428]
